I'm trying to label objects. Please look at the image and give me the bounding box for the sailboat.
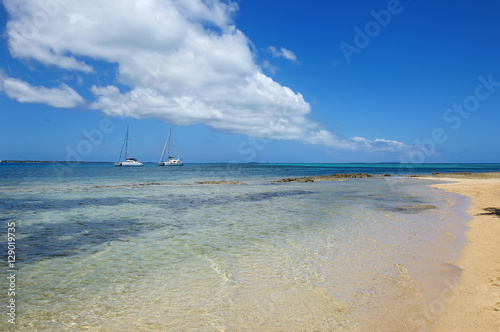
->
[114,125,143,167]
[158,128,183,166]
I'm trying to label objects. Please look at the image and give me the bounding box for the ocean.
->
[2,163,500,331]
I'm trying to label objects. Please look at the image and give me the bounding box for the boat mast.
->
[167,128,172,158]
[125,125,129,160]
[159,129,170,163]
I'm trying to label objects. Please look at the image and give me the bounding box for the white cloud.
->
[280,48,297,62]
[269,46,298,62]
[2,0,408,152]
[0,71,84,108]
[305,130,410,152]
[262,60,278,74]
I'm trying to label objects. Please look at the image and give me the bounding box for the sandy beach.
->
[415,173,500,331]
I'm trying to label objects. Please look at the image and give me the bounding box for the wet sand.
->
[415,173,500,331]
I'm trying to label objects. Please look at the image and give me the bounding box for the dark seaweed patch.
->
[385,204,436,214]
[235,190,313,202]
[0,218,163,265]
[478,207,500,217]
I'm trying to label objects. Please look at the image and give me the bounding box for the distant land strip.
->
[0,160,107,163]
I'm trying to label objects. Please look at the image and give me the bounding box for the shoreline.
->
[414,173,500,331]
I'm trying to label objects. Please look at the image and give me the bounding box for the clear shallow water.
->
[1,163,496,331]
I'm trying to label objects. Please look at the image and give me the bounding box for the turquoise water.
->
[1,163,496,330]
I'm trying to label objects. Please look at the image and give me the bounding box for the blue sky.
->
[1,0,499,163]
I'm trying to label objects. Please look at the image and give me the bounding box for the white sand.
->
[416,173,500,331]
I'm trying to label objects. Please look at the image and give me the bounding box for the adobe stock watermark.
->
[53,118,115,179]
[413,275,460,331]
[340,0,410,64]
[397,73,499,173]
[224,133,271,177]
[475,282,500,312]
[8,0,72,49]
[237,118,290,163]
[225,117,288,172]
[6,221,17,325]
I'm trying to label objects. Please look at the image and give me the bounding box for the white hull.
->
[158,160,183,166]
[114,160,143,167]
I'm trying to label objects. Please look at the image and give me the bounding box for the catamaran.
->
[158,128,183,166]
[114,125,143,167]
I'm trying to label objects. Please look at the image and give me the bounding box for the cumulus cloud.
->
[2,0,407,152]
[269,46,298,62]
[0,70,84,108]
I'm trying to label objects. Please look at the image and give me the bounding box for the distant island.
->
[0,160,106,164]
